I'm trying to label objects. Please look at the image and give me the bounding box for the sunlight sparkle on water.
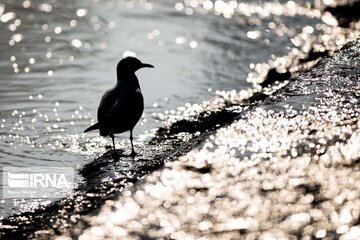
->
[247,30,261,39]
[54,26,62,34]
[39,3,52,13]
[71,39,82,48]
[1,12,15,22]
[76,8,88,17]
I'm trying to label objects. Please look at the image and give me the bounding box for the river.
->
[0,0,359,239]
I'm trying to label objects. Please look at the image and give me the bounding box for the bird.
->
[84,57,154,157]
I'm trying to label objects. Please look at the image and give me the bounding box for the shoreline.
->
[0,0,359,238]
[1,36,359,239]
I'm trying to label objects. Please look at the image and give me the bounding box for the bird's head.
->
[117,57,154,74]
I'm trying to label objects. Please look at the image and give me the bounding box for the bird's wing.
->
[108,89,143,118]
[97,87,118,123]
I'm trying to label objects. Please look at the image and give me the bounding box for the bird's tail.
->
[84,122,100,133]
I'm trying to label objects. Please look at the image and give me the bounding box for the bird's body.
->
[97,76,144,136]
[84,57,153,157]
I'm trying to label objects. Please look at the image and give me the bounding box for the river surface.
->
[0,0,317,216]
[0,0,359,238]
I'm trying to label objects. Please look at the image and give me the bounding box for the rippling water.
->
[0,0,358,231]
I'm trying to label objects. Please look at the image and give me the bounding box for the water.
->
[0,0,310,215]
[0,0,359,237]
[0,0,270,165]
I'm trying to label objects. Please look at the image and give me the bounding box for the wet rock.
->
[259,68,291,88]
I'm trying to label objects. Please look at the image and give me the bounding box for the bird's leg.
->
[129,130,136,158]
[110,133,116,152]
[109,133,121,160]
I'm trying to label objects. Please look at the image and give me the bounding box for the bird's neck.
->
[116,72,140,89]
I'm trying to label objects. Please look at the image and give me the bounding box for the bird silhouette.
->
[84,57,154,157]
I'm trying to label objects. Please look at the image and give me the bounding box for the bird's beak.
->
[141,63,154,68]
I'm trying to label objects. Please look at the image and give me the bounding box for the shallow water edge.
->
[0,34,359,239]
